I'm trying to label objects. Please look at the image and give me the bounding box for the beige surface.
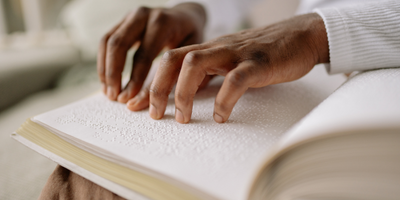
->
[248,0,299,27]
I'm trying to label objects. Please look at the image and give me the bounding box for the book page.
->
[278,68,400,151]
[33,65,345,200]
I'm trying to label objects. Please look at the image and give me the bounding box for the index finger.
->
[213,61,258,123]
[148,44,204,120]
[174,47,235,123]
[118,9,178,103]
[97,19,125,93]
[104,7,150,100]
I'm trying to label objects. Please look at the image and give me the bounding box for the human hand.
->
[149,13,330,123]
[97,3,206,108]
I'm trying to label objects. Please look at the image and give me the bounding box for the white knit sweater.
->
[315,0,400,74]
[167,0,400,74]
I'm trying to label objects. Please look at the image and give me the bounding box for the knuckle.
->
[105,68,119,79]
[149,86,170,98]
[107,34,129,49]
[100,34,110,45]
[141,87,150,95]
[227,70,247,86]
[175,93,186,104]
[183,51,202,66]
[214,101,229,113]
[136,6,150,16]
[162,50,177,61]
[175,92,194,106]
[150,8,168,24]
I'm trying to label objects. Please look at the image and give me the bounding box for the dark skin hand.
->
[149,13,329,124]
[97,3,208,110]
[98,4,330,123]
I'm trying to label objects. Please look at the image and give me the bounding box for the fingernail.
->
[107,86,116,100]
[214,113,224,123]
[117,91,127,103]
[127,98,138,111]
[127,97,138,106]
[149,104,158,119]
[175,109,185,123]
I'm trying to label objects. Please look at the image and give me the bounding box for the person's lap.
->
[39,165,125,200]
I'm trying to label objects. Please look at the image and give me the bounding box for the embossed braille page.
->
[280,68,400,150]
[33,66,346,200]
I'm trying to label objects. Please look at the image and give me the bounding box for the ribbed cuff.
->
[314,8,353,74]
[315,1,400,74]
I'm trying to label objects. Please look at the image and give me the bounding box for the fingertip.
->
[175,109,187,124]
[213,113,225,123]
[127,98,138,107]
[127,99,139,111]
[117,91,128,103]
[127,97,149,111]
[149,104,161,120]
[107,86,118,101]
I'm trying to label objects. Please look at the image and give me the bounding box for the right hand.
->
[97,3,206,110]
[149,13,329,124]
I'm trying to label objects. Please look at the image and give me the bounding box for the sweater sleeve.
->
[314,0,400,74]
[166,0,261,41]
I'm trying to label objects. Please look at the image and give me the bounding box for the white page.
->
[278,68,400,150]
[33,65,345,200]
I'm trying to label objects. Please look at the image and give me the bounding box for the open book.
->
[13,66,400,200]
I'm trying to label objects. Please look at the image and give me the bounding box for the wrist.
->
[307,13,330,64]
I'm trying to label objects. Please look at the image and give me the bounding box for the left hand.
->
[148,13,330,123]
[97,3,207,107]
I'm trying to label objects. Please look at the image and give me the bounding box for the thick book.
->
[13,66,400,200]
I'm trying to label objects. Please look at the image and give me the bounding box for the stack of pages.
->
[13,66,400,200]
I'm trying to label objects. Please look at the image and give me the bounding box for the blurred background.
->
[0,0,298,199]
